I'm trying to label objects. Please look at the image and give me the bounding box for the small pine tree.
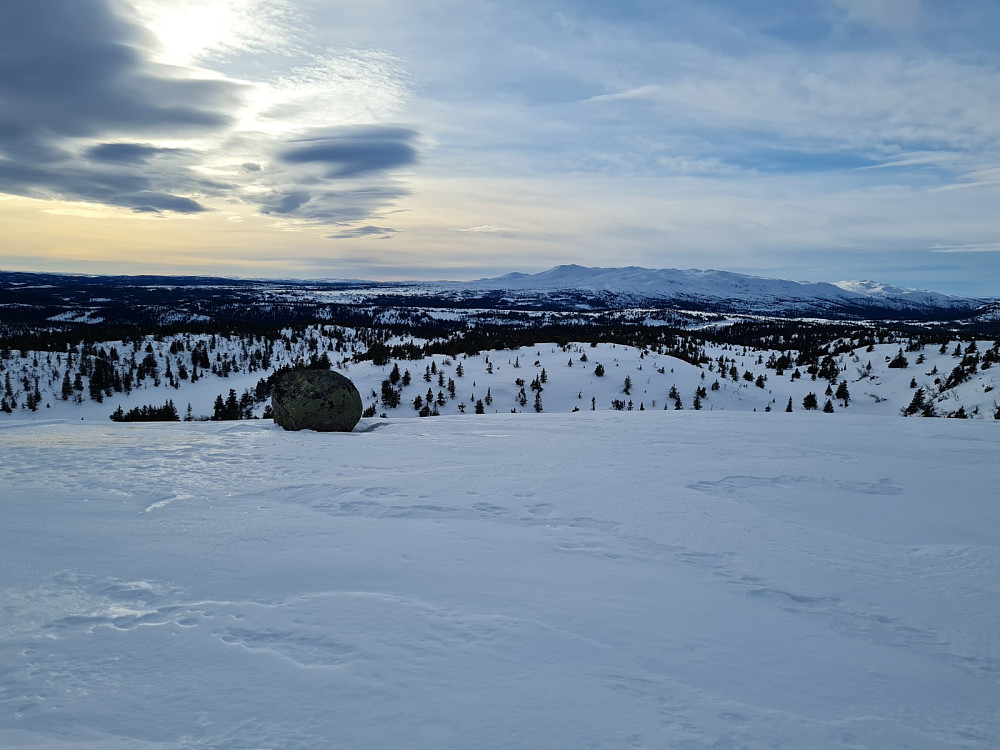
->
[902,388,925,416]
[835,380,850,407]
[887,349,909,368]
[594,363,605,377]
[822,399,835,413]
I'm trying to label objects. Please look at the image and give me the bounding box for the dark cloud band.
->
[280,126,418,177]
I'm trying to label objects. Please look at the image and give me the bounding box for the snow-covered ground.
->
[1,412,997,749]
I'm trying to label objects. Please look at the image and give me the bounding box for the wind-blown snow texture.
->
[1,413,997,749]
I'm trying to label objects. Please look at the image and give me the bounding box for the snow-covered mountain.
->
[451,265,982,318]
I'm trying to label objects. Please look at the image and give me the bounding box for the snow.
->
[1,412,997,749]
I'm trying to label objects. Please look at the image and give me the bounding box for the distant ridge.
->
[0,266,992,326]
[455,264,982,319]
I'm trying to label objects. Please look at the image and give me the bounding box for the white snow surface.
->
[1,412,997,749]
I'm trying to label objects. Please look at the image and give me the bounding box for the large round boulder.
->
[271,369,363,432]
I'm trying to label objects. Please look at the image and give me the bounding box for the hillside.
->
[1,413,997,749]
[2,327,997,423]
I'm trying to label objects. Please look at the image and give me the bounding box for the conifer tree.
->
[835,380,850,407]
[902,388,925,416]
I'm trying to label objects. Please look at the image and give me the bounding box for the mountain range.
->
[433,265,987,319]
[1,265,995,326]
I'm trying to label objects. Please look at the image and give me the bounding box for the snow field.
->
[1,412,997,748]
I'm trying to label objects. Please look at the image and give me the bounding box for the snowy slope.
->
[2,333,997,422]
[1,414,998,749]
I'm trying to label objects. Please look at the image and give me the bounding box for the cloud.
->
[87,143,185,164]
[0,153,221,214]
[0,0,239,143]
[450,225,512,233]
[830,0,922,33]
[930,242,1000,254]
[245,126,418,228]
[258,185,409,225]
[0,0,240,213]
[583,49,1000,164]
[128,193,208,213]
[328,225,397,240]
[0,0,419,229]
[279,126,418,178]
[131,0,304,66]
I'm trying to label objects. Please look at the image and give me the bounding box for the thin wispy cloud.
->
[931,242,1000,254]
[450,225,513,234]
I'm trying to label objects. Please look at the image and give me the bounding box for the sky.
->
[1,0,999,295]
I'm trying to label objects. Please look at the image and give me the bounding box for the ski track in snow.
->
[1,413,998,749]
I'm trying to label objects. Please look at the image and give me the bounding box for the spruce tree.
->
[835,380,850,407]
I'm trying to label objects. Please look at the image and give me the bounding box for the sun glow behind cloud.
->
[133,0,302,66]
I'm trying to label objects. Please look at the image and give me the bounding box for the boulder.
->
[271,369,363,432]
